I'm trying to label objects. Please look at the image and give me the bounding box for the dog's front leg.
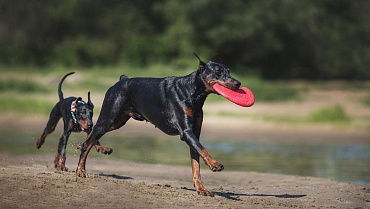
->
[190,149,214,196]
[181,129,224,196]
[182,129,224,172]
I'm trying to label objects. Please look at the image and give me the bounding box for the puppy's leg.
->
[36,105,61,149]
[54,121,71,171]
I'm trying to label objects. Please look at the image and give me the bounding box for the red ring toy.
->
[213,83,255,107]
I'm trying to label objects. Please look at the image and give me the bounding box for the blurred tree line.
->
[0,0,369,79]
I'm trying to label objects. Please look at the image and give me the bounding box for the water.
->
[0,129,369,185]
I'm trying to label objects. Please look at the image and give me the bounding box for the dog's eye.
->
[216,68,224,75]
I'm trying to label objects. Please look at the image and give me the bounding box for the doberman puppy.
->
[36,72,112,171]
[76,54,241,196]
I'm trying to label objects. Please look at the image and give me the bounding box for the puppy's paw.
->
[36,139,44,149]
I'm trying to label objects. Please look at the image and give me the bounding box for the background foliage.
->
[0,0,369,79]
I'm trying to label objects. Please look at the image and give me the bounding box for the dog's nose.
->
[234,80,241,89]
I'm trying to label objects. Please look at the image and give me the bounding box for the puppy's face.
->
[72,97,94,132]
[76,104,93,132]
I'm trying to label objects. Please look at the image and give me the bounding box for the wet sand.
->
[0,153,369,209]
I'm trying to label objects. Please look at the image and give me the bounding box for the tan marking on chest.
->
[184,105,194,119]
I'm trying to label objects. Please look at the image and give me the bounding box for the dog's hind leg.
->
[76,90,131,178]
[36,104,61,149]
[94,141,113,155]
[76,112,131,177]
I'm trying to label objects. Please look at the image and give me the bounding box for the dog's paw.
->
[97,147,113,155]
[36,139,44,149]
[197,188,214,197]
[56,164,68,172]
[209,161,224,172]
[76,167,88,178]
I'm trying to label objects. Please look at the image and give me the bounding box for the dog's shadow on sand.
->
[182,188,306,201]
[96,174,306,201]
[98,173,133,180]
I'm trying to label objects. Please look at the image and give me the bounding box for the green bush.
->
[306,105,350,123]
[1,1,369,79]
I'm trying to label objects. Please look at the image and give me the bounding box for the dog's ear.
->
[194,52,206,70]
[74,97,83,108]
[87,91,94,108]
[76,97,82,103]
[71,99,77,112]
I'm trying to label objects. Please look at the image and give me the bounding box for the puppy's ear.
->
[76,97,82,103]
[194,52,206,70]
[87,92,94,108]
[71,99,77,112]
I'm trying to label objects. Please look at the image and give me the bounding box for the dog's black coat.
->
[36,72,103,171]
[76,54,241,196]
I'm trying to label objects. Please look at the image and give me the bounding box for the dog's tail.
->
[58,72,75,101]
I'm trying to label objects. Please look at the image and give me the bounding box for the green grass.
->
[214,104,352,126]
[306,104,350,123]
[0,79,49,93]
[0,97,54,115]
[238,76,301,102]
[361,94,370,107]
[2,64,302,101]
[207,76,301,103]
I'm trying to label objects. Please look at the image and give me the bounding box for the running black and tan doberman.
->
[76,54,241,196]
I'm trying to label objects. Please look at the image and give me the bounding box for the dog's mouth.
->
[78,120,91,132]
[213,82,240,92]
[80,126,93,133]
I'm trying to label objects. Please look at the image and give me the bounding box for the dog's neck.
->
[181,69,209,107]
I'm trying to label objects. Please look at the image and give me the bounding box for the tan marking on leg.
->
[94,143,113,154]
[54,154,68,171]
[68,121,75,130]
[36,133,47,149]
[191,156,201,187]
[190,151,213,196]
[78,131,93,150]
[108,113,130,132]
[198,148,224,172]
[76,141,96,178]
